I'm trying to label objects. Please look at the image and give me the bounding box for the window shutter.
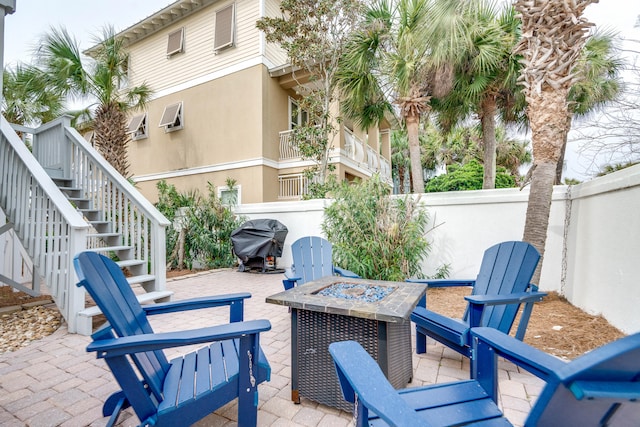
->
[167,28,185,56]
[126,114,146,134]
[159,102,182,127]
[214,4,235,51]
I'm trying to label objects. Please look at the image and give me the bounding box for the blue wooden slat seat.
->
[330,328,640,426]
[407,241,546,364]
[74,251,271,427]
[283,236,359,290]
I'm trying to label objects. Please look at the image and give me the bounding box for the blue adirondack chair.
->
[282,236,359,290]
[330,329,640,426]
[73,251,272,427]
[408,241,546,360]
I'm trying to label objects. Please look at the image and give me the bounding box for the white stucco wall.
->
[236,165,640,334]
[563,166,640,334]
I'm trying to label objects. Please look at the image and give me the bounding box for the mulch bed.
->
[427,286,625,360]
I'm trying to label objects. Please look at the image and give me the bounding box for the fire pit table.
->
[266,276,427,411]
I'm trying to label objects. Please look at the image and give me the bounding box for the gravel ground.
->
[0,305,62,354]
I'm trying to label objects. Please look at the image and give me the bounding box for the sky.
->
[3,0,640,180]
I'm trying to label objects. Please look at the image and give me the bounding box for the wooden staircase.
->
[1,116,171,335]
[53,177,155,286]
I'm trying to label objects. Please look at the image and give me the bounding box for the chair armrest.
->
[143,293,251,322]
[329,341,430,427]
[471,327,565,382]
[87,319,272,358]
[465,291,547,306]
[465,291,547,329]
[333,266,360,278]
[406,278,476,288]
[283,269,301,282]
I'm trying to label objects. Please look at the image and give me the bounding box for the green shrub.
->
[425,160,515,192]
[322,175,432,281]
[156,180,243,270]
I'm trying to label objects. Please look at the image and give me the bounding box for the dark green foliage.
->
[156,180,243,270]
[322,175,431,281]
[425,160,515,192]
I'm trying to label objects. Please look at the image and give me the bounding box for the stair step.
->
[127,274,155,285]
[58,186,82,192]
[87,232,120,239]
[79,208,100,215]
[116,259,146,268]
[89,220,110,227]
[86,245,132,253]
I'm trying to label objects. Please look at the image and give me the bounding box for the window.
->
[159,102,183,132]
[289,98,308,129]
[167,27,185,57]
[214,3,235,51]
[218,185,240,205]
[127,113,148,140]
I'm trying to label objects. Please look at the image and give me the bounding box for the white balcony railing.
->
[279,130,302,160]
[279,173,309,200]
[278,127,391,181]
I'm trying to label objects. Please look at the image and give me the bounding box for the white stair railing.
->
[62,124,170,296]
[0,116,89,332]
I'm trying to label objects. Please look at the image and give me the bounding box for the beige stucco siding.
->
[133,164,277,205]
[129,65,264,176]
[128,0,263,93]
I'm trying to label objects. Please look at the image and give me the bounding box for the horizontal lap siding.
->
[263,0,288,65]
[128,0,263,93]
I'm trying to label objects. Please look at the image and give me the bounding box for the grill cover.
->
[231,219,288,263]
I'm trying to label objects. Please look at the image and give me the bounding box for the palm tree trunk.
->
[555,114,573,184]
[406,113,425,194]
[523,88,569,284]
[480,96,498,189]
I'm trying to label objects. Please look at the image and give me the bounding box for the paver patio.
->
[0,270,544,426]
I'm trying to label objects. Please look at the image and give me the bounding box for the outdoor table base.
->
[292,307,413,411]
[266,276,427,411]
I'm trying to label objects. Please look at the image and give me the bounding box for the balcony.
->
[278,173,308,200]
[279,128,391,175]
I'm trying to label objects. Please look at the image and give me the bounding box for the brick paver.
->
[0,270,544,426]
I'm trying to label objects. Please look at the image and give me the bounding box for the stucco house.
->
[111,0,393,204]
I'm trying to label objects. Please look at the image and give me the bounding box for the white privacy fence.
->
[236,164,640,335]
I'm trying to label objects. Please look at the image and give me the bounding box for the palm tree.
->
[35,26,152,177]
[514,0,598,284]
[2,63,65,126]
[433,1,522,189]
[338,0,468,193]
[556,30,622,183]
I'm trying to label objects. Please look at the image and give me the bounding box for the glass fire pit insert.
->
[266,276,427,411]
[314,281,395,303]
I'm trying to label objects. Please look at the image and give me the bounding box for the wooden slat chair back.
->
[330,329,640,426]
[465,241,541,333]
[409,241,545,360]
[74,251,271,427]
[283,236,359,290]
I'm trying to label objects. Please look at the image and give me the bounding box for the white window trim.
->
[167,27,185,57]
[158,102,184,132]
[127,113,148,140]
[214,3,236,52]
[217,184,241,205]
